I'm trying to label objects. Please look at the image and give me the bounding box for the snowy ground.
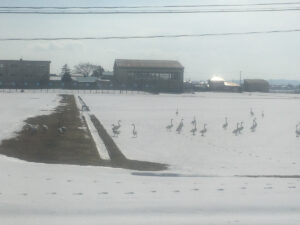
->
[0,91,300,225]
[83,92,300,176]
[0,92,60,140]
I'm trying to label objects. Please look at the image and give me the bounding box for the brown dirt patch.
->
[0,94,102,166]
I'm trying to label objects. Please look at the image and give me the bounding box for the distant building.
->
[208,76,240,92]
[224,81,241,92]
[208,76,225,91]
[72,76,99,89]
[113,59,184,93]
[0,59,50,88]
[101,71,114,80]
[243,79,269,92]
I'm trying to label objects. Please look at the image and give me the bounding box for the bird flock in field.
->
[166,108,300,138]
[111,120,138,138]
[24,124,66,135]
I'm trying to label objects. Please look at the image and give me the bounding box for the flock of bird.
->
[24,124,66,135]
[111,107,300,139]
[111,120,137,138]
[166,108,263,137]
[166,107,300,138]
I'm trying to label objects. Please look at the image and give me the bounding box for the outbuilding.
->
[243,79,270,92]
[113,59,184,93]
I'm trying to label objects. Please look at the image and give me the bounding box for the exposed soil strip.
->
[0,94,167,171]
[90,114,168,171]
[0,95,102,166]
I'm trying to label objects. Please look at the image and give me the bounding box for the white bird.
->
[296,123,300,137]
[200,124,207,136]
[132,123,138,138]
[112,128,120,137]
[176,119,184,134]
[250,118,257,132]
[238,122,244,134]
[30,124,39,135]
[232,123,240,136]
[166,119,174,131]
[191,116,197,126]
[190,123,197,136]
[112,120,121,131]
[58,126,66,134]
[250,108,255,117]
[42,124,48,132]
[222,117,228,130]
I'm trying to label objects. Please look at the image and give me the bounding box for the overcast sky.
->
[0,0,300,80]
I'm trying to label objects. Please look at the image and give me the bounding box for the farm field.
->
[83,92,300,176]
[0,91,300,225]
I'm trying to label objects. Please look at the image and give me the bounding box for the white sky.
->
[0,0,300,80]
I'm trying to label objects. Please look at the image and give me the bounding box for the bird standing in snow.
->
[250,108,255,117]
[131,123,138,138]
[112,128,120,137]
[296,123,300,137]
[250,118,257,132]
[166,119,174,131]
[190,123,197,136]
[232,123,240,136]
[112,120,121,131]
[200,124,207,136]
[191,116,197,126]
[176,119,184,134]
[238,122,244,134]
[222,117,228,130]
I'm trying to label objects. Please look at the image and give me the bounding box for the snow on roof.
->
[210,76,225,82]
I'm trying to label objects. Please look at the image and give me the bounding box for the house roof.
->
[114,59,184,69]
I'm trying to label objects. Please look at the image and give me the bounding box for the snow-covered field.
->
[0,92,60,140]
[0,91,300,225]
[84,92,300,175]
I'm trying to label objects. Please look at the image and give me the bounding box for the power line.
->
[1,2,300,9]
[1,8,300,14]
[0,29,299,41]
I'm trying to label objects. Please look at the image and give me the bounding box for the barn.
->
[243,79,270,92]
[113,59,184,93]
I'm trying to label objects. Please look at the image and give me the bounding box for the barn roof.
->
[114,59,183,69]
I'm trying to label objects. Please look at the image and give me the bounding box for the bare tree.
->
[74,63,103,77]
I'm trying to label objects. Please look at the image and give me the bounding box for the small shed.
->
[243,79,270,92]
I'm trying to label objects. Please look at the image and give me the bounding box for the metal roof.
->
[114,59,183,69]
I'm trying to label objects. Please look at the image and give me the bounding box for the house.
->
[0,59,50,88]
[243,79,269,92]
[113,59,184,93]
